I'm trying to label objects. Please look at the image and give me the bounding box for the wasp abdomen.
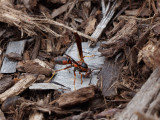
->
[54,56,72,65]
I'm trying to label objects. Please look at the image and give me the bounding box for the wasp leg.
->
[46,71,56,83]
[79,71,83,84]
[84,68,91,78]
[73,68,77,90]
[46,65,72,83]
[83,55,95,58]
[55,65,72,72]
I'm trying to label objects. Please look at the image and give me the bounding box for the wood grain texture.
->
[0,40,26,73]
[56,86,96,107]
[116,68,160,120]
[0,74,37,103]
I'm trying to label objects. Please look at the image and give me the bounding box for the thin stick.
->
[43,19,96,41]
[101,0,106,16]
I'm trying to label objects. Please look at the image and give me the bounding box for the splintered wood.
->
[116,68,160,120]
[0,74,37,103]
[99,19,137,58]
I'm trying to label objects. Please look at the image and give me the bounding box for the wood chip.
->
[31,38,40,60]
[99,59,123,97]
[0,76,14,94]
[24,60,52,77]
[0,74,37,103]
[56,86,96,107]
[23,51,30,61]
[51,2,72,18]
[5,52,22,61]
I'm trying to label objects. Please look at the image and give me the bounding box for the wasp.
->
[52,33,91,85]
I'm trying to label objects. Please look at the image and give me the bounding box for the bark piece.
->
[0,76,14,94]
[23,51,30,61]
[51,2,72,18]
[31,38,40,60]
[106,20,125,38]
[99,59,123,97]
[5,52,22,61]
[24,60,52,77]
[1,96,22,112]
[0,74,37,103]
[46,39,52,53]
[115,68,160,120]
[40,39,46,50]
[99,19,137,58]
[64,111,94,120]
[49,0,67,4]
[125,8,151,17]
[56,86,96,107]
[152,24,160,36]
[94,108,121,119]
[0,40,26,73]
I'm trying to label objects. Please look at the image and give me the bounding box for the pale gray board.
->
[0,40,26,73]
[51,42,105,91]
[29,83,70,91]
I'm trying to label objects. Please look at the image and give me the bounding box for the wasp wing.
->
[74,33,84,62]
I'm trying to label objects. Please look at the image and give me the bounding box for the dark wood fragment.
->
[94,108,121,119]
[24,60,52,76]
[56,86,96,107]
[1,96,22,112]
[40,39,46,50]
[23,51,30,61]
[0,76,14,94]
[5,52,22,61]
[31,38,40,60]
[99,20,137,58]
[63,111,94,120]
[153,24,160,36]
[99,58,123,97]
[106,20,125,38]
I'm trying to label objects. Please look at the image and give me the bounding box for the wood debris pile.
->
[0,0,160,120]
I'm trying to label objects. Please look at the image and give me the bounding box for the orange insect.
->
[52,33,91,85]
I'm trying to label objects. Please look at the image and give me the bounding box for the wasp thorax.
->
[81,62,88,69]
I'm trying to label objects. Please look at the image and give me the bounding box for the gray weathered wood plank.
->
[0,40,26,73]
